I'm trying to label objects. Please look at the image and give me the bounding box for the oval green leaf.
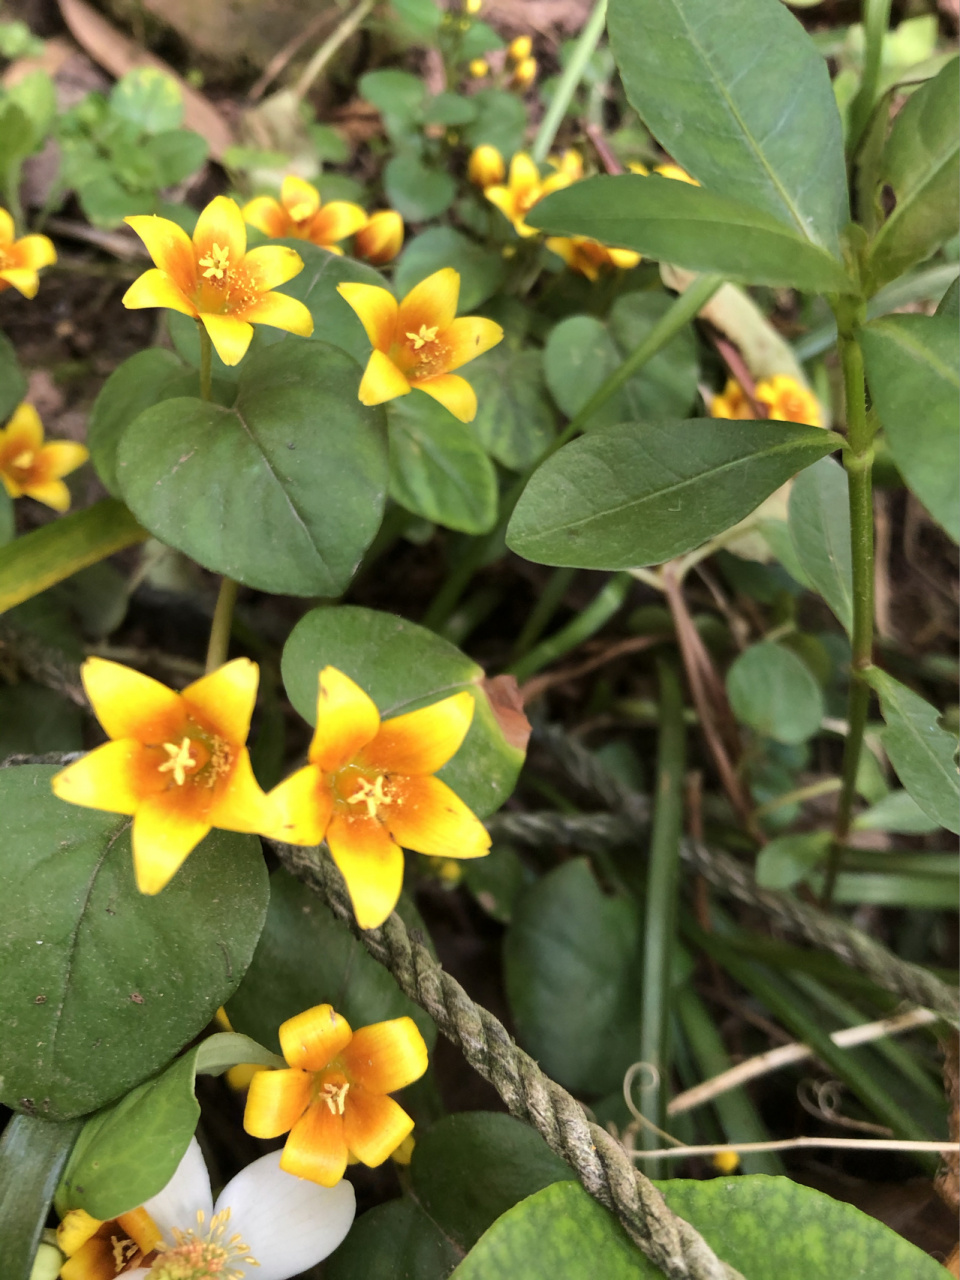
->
[395,227,505,312]
[0,1115,82,1280]
[464,347,557,471]
[727,642,824,745]
[0,331,27,423]
[325,1197,462,1280]
[787,456,854,634]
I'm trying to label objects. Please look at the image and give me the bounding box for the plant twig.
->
[631,1136,957,1160]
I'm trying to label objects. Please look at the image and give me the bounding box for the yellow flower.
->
[391,1133,416,1164]
[468,143,505,189]
[57,1206,160,1280]
[545,235,640,280]
[711,1149,741,1175]
[0,207,56,298]
[485,151,573,237]
[549,149,584,181]
[244,1003,428,1186]
[507,35,532,61]
[268,666,491,928]
[627,160,699,185]
[465,0,482,13]
[52,657,277,895]
[353,209,404,265]
[122,195,313,367]
[0,402,88,512]
[710,378,755,420]
[469,58,489,77]
[755,374,823,427]
[512,56,537,89]
[337,268,503,423]
[242,175,368,255]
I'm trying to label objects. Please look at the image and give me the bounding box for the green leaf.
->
[530,177,853,293]
[389,0,443,41]
[0,329,27,423]
[862,668,960,834]
[727,642,824,745]
[395,227,505,311]
[325,1197,462,1280]
[826,870,959,910]
[936,275,960,318]
[464,347,557,471]
[117,342,388,597]
[460,21,503,61]
[5,70,55,142]
[0,766,269,1119]
[387,394,498,534]
[462,89,527,156]
[359,69,426,138]
[853,789,941,834]
[507,419,840,570]
[56,1032,280,1220]
[861,314,959,541]
[755,831,831,889]
[607,0,848,256]
[410,1113,573,1250]
[0,1115,81,1280]
[544,314,622,427]
[866,58,960,290]
[227,867,436,1053]
[423,93,479,128]
[109,67,184,133]
[146,129,208,185]
[281,605,524,818]
[0,487,13,547]
[503,859,642,1095]
[0,684,82,757]
[659,1175,947,1280]
[449,1180,650,1280]
[787,457,854,634]
[462,843,527,923]
[385,153,457,222]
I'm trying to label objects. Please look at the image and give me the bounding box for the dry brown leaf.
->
[481,675,532,753]
[57,0,233,159]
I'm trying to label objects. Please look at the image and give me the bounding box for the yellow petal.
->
[279,1002,353,1072]
[241,196,290,237]
[81,657,184,741]
[0,207,13,244]
[122,268,197,317]
[15,234,56,270]
[4,401,44,449]
[308,667,381,770]
[243,1067,313,1137]
[207,747,277,834]
[181,656,258,743]
[343,1089,413,1168]
[199,313,253,366]
[22,478,71,511]
[268,764,335,846]
[386,774,491,859]
[441,316,504,372]
[326,811,404,930]
[340,1016,428,1094]
[41,441,89,479]
[125,216,197,292]
[397,267,459,336]
[193,194,247,265]
[281,1100,349,1187]
[360,690,474,776]
[131,797,212,894]
[281,174,322,221]
[309,201,368,245]
[57,1208,102,1256]
[337,282,398,351]
[358,349,411,405]
[483,185,515,224]
[116,1207,161,1255]
[60,1236,116,1280]
[242,244,305,291]
[608,247,641,269]
[509,151,540,191]
[52,740,158,814]
[239,289,314,336]
[415,374,477,423]
[0,267,40,297]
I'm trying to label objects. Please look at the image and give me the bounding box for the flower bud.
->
[508,34,533,61]
[468,143,505,188]
[465,0,482,12]
[469,57,489,77]
[354,209,404,264]
[512,55,537,89]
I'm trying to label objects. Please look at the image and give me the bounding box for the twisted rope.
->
[270,839,742,1280]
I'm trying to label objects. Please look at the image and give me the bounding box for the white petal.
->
[216,1149,356,1280]
[122,1272,151,1280]
[142,1137,214,1242]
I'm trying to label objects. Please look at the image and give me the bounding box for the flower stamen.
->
[199,243,230,280]
[405,324,439,350]
[158,738,196,787]
[10,449,34,469]
[347,774,392,819]
[320,1080,350,1115]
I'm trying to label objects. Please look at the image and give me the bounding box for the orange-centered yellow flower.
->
[268,666,491,928]
[121,195,313,367]
[545,235,641,281]
[52,657,277,895]
[242,175,368,255]
[354,209,404,265]
[337,268,503,424]
[244,1004,428,1187]
[485,152,573,237]
[58,1206,160,1280]
[710,374,822,427]
[0,207,56,298]
[0,402,88,512]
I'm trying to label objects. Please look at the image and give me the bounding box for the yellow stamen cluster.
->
[149,1208,258,1280]
[321,1079,351,1115]
[406,324,439,350]
[347,774,392,819]
[158,738,197,787]
[199,243,230,280]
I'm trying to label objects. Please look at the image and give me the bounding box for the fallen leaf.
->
[482,674,532,753]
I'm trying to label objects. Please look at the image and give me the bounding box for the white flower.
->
[124,1138,355,1280]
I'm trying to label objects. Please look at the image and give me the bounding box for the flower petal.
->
[181,657,258,743]
[51,739,158,814]
[193,194,247,265]
[279,1002,352,1072]
[81,657,184,741]
[360,690,474,776]
[268,764,334,846]
[244,1067,313,1138]
[116,1207,162,1255]
[309,201,368,246]
[337,282,398,351]
[122,268,197,317]
[207,747,277,834]
[608,247,641,269]
[4,401,44,449]
[199,313,254,366]
[0,207,13,243]
[281,1101,349,1187]
[22,478,71,511]
[142,1137,213,1243]
[125,216,197,292]
[57,1208,102,1256]
[131,796,212,894]
[308,666,381,772]
[281,175,321,222]
[415,374,477,423]
[509,151,540,191]
[216,1148,355,1280]
[386,774,491,859]
[340,1016,428,1095]
[14,234,57,270]
[238,289,314,337]
[326,811,404,930]
[441,316,504,372]
[60,1234,116,1280]
[343,1088,413,1167]
[358,349,410,406]
[242,244,305,291]
[39,441,89,479]
[241,196,290,238]
[397,266,459,336]
[0,267,40,297]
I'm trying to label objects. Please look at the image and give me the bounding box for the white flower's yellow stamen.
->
[10,450,34,469]
[406,324,439,350]
[111,1232,140,1270]
[149,1205,259,1279]
[159,738,196,787]
[320,1079,350,1115]
[347,774,392,819]
[199,243,230,280]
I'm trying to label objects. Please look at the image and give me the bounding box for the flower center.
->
[346,773,392,819]
[199,244,230,281]
[10,448,34,471]
[158,737,197,787]
[320,1079,351,1115]
[152,724,232,790]
[111,1231,143,1273]
[148,1208,258,1280]
[288,199,314,223]
[405,324,439,351]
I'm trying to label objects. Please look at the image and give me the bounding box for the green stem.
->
[197,322,213,403]
[637,659,686,1177]
[511,566,577,661]
[531,0,608,164]
[205,576,238,673]
[506,571,632,683]
[847,0,892,152]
